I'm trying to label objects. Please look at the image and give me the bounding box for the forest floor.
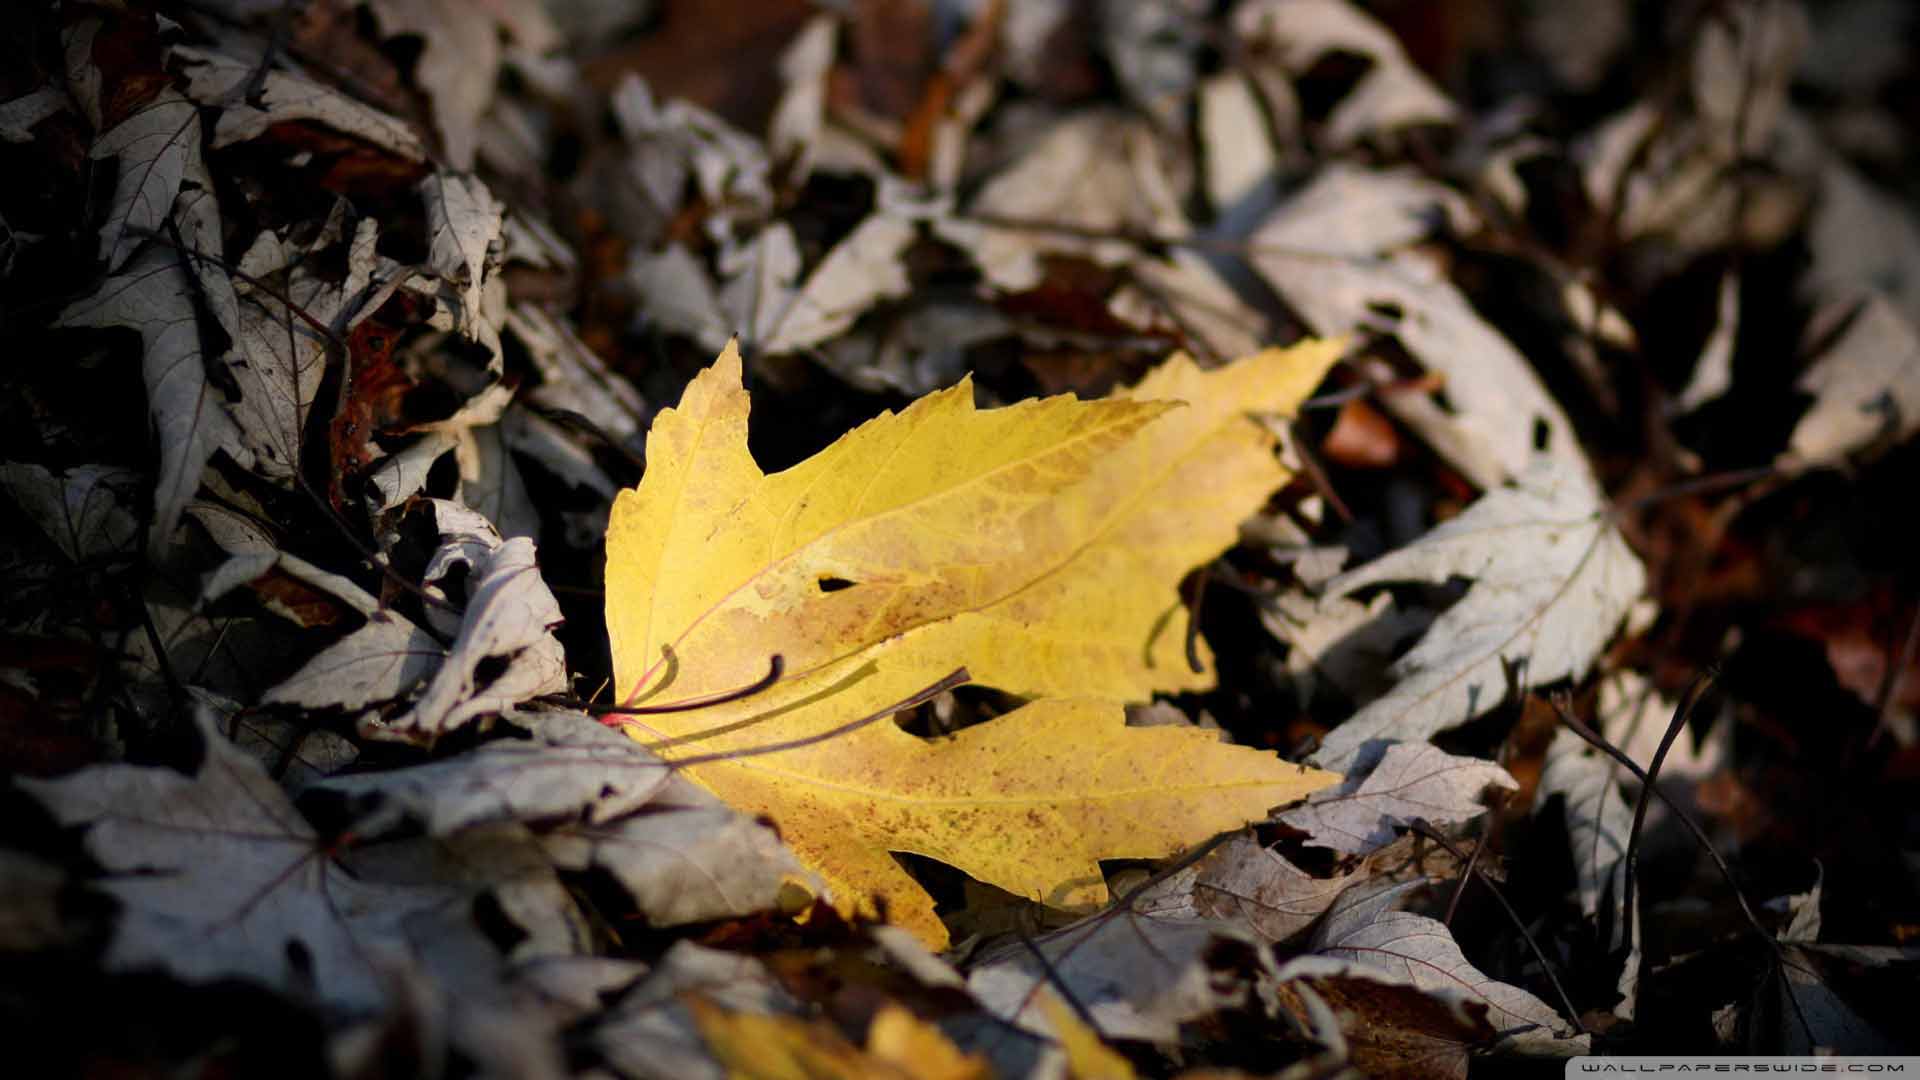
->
[3,1,1919,1076]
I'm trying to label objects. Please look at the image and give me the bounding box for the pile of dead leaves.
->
[3,0,1918,1076]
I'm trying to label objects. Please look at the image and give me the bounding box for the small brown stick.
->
[1287,416,1354,524]
[1549,688,1815,1044]
[1409,819,1586,1036]
[1440,824,1487,926]
[1619,672,1713,956]
[1015,922,1107,1041]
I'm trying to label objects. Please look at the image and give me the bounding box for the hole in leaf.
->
[470,891,529,953]
[285,939,314,987]
[816,576,856,593]
[473,653,511,691]
[1296,49,1375,124]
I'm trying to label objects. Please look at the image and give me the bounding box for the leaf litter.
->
[4,0,1920,1074]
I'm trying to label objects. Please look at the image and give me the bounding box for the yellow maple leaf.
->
[684,996,993,1079]
[1038,991,1138,1080]
[867,1005,995,1080]
[605,340,1345,947]
[681,995,880,1079]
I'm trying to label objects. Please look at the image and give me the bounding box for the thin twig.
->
[1441,825,1486,926]
[1015,923,1107,1040]
[1409,819,1586,1036]
[1619,672,1714,957]
[1549,690,1816,1045]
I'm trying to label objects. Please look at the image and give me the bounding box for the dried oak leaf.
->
[604,339,1345,946]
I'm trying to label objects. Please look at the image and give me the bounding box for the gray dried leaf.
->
[1278,742,1517,855]
[610,74,773,238]
[945,111,1183,292]
[768,14,836,178]
[365,535,567,745]
[1251,247,1579,489]
[420,172,506,337]
[1252,165,1476,261]
[1262,588,1429,709]
[1537,728,1632,932]
[1599,670,1726,784]
[227,712,361,795]
[1787,295,1920,465]
[173,45,426,159]
[1136,832,1362,943]
[1197,72,1277,209]
[61,243,242,555]
[1299,884,1588,1054]
[0,463,141,564]
[312,709,672,835]
[1676,272,1740,414]
[364,0,521,169]
[541,773,819,929]
[758,212,917,356]
[1102,0,1207,129]
[14,710,565,1012]
[0,85,63,143]
[968,913,1278,1044]
[624,244,733,353]
[1536,725,1640,1017]
[263,610,444,711]
[1311,458,1646,772]
[718,223,803,349]
[592,942,799,1080]
[191,502,384,620]
[1110,248,1269,364]
[1233,0,1457,147]
[90,89,207,270]
[507,303,650,446]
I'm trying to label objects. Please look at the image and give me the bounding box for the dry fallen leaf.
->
[866,1005,995,1080]
[605,339,1346,945]
[1285,881,1589,1056]
[686,994,991,1080]
[60,243,241,556]
[1038,990,1141,1080]
[969,912,1277,1045]
[591,942,800,1080]
[15,708,584,1016]
[1310,457,1646,772]
[1136,832,1363,944]
[1276,742,1517,856]
[1786,294,1920,466]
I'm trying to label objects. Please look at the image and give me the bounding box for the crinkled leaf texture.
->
[61,241,240,556]
[605,340,1346,946]
[1276,741,1517,855]
[1282,880,1590,1057]
[15,710,580,1015]
[1310,457,1646,772]
[1136,832,1364,944]
[969,913,1277,1044]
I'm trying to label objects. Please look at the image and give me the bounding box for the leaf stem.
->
[585,655,786,716]
[656,667,971,769]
